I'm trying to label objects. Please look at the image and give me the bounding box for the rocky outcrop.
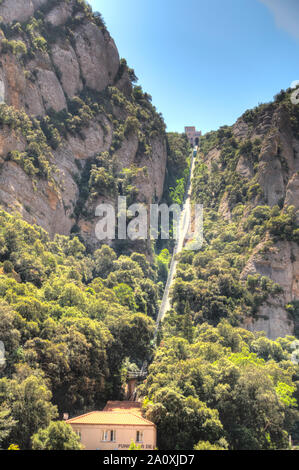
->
[51,43,83,99]
[203,101,299,339]
[0,0,168,250]
[241,239,299,338]
[0,0,47,24]
[45,0,73,26]
[73,22,119,93]
[241,109,299,338]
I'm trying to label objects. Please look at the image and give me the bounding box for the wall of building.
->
[184,127,201,146]
[70,423,156,450]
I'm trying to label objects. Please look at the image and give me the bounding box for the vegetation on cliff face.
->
[164,132,190,206]
[142,88,299,450]
[0,0,167,249]
[0,103,58,185]
[155,132,191,258]
[170,87,299,331]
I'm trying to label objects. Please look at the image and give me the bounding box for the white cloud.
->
[260,0,299,40]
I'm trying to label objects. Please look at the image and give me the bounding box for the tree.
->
[0,371,57,449]
[0,302,21,373]
[144,388,223,450]
[93,245,116,279]
[181,302,193,343]
[0,405,17,449]
[109,312,155,363]
[156,249,170,284]
[113,283,137,311]
[215,364,292,450]
[31,421,83,450]
[194,441,227,450]
[141,323,298,451]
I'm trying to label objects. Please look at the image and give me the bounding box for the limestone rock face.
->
[241,240,299,339]
[0,159,77,237]
[0,0,168,252]
[67,119,112,160]
[76,132,167,249]
[36,69,67,112]
[204,103,299,339]
[285,173,299,223]
[0,2,118,113]
[74,23,119,92]
[236,155,254,180]
[0,0,49,23]
[45,1,73,26]
[51,43,83,99]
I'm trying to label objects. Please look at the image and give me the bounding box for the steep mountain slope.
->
[169,88,299,340]
[141,90,299,451]
[0,0,167,249]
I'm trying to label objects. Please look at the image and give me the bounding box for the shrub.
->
[1,39,27,56]
[3,261,13,274]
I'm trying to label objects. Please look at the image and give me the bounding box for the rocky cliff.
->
[194,90,299,339]
[235,103,299,338]
[0,0,167,249]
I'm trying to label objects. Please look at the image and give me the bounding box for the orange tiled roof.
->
[103,401,142,415]
[66,411,154,427]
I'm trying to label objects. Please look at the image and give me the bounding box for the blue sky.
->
[89,0,299,134]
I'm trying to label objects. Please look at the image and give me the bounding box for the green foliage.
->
[144,387,223,450]
[3,261,13,274]
[0,210,157,447]
[156,249,171,284]
[32,35,48,52]
[194,440,227,450]
[124,116,140,137]
[147,89,299,450]
[89,165,116,196]
[1,39,27,56]
[165,132,190,206]
[169,205,283,328]
[0,365,58,449]
[267,205,299,242]
[129,440,142,450]
[169,178,186,206]
[142,322,299,450]
[93,245,117,279]
[0,104,57,184]
[31,421,83,450]
[7,444,20,450]
[0,405,17,449]
[193,131,263,209]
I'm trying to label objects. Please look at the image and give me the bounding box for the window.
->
[136,431,143,443]
[102,430,116,442]
[75,429,81,440]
